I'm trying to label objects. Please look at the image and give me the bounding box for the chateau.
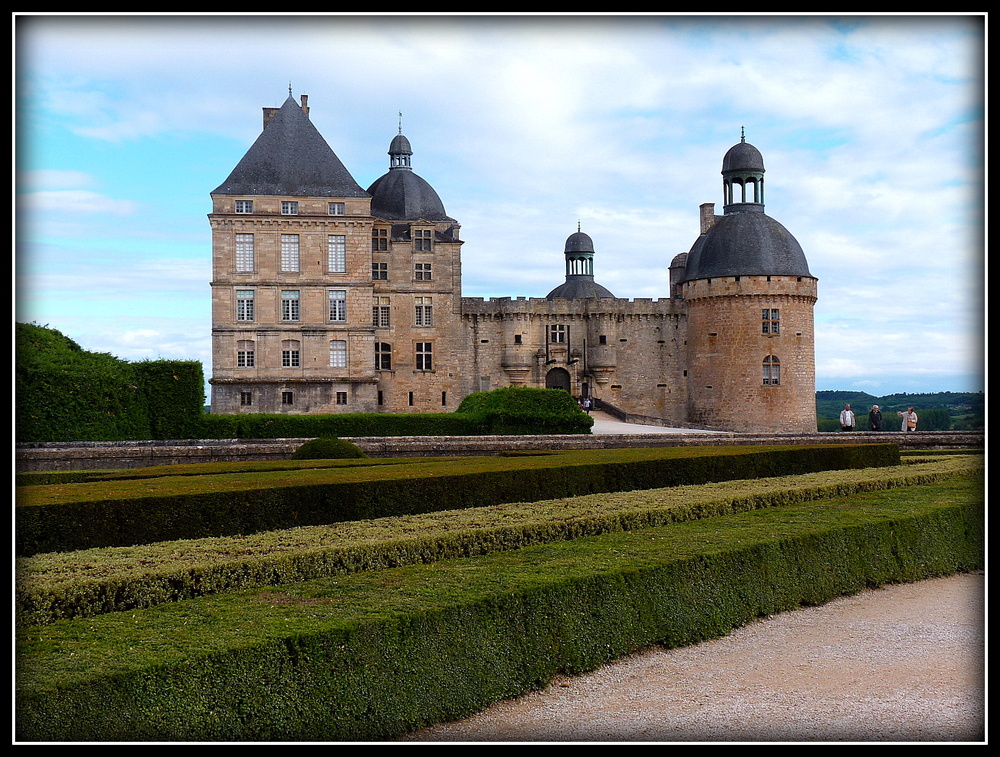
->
[209,94,818,433]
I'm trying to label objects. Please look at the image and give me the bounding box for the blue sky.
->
[15,13,986,396]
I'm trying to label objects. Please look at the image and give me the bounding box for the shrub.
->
[291,437,368,460]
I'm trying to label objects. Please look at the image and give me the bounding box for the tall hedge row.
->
[15,323,205,443]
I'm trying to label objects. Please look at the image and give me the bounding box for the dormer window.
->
[414,229,432,252]
[328,202,345,215]
[281,201,299,215]
[235,200,253,214]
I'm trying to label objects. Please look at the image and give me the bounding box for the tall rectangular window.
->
[414,229,432,252]
[328,235,346,273]
[762,308,780,335]
[281,290,300,321]
[416,342,433,371]
[375,342,392,371]
[372,227,388,251]
[282,340,301,367]
[281,234,300,272]
[373,296,390,327]
[236,339,255,367]
[329,340,347,368]
[236,289,255,322]
[328,289,347,322]
[235,233,254,272]
[336,391,348,405]
[414,296,433,326]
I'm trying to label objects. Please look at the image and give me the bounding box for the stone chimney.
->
[699,203,717,235]
[262,94,309,129]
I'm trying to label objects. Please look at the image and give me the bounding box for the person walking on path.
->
[840,404,856,431]
[869,405,883,431]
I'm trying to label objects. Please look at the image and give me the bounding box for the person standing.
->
[869,405,883,431]
[898,407,918,432]
[840,404,856,431]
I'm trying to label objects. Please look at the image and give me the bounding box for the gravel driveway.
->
[401,571,985,743]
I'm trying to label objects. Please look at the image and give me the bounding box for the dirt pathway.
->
[401,572,985,743]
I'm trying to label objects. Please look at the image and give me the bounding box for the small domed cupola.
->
[546,224,616,300]
[722,127,765,213]
[367,120,455,222]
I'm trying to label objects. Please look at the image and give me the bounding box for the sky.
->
[14,13,986,398]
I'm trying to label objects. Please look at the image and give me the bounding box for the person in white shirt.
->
[840,404,856,431]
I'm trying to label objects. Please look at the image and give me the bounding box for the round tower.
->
[681,133,818,433]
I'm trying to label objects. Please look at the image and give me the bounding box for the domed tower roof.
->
[682,132,811,282]
[546,226,616,299]
[366,127,455,222]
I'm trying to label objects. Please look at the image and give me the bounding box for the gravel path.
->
[401,571,985,743]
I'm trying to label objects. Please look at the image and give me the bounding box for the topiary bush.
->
[291,437,368,460]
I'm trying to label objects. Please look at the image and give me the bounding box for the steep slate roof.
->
[682,210,812,281]
[212,96,368,197]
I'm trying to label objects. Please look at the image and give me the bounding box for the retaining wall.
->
[14,431,984,472]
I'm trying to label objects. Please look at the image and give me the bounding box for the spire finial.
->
[577,219,581,232]
[398,111,403,135]
[289,82,293,97]
[740,125,745,143]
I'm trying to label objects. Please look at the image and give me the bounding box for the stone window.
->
[336,391,348,405]
[414,296,433,327]
[375,342,392,370]
[235,234,254,272]
[281,390,294,405]
[328,202,345,215]
[281,290,300,321]
[281,201,299,215]
[328,235,346,273]
[235,289,255,322]
[414,229,432,252]
[415,262,432,281]
[763,355,780,385]
[329,340,347,369]
[236,340,255,367]
[281,340,301,368]
[240,391,253,406]
[328,289,347,322]
[372,262,388,280]
[281,235,300,272]
[762,308,780,335]
[550,324,567,343]
[373,296,391,327]
[372,227,389,251]
[235,200,253,214]
[416,342,433,371]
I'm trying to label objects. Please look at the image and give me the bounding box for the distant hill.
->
[816,390,984,431]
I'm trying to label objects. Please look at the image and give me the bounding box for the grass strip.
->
[16,473,983,742]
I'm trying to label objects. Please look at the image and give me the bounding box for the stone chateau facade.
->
[210,94,818,433]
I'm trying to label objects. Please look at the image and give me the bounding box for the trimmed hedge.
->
[456,386,594,434]
[15,474,983,742]
[15,444,900,556]
[15,456,979,626]
[15,323,206,443]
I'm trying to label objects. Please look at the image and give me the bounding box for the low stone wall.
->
[14,431,984,472]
